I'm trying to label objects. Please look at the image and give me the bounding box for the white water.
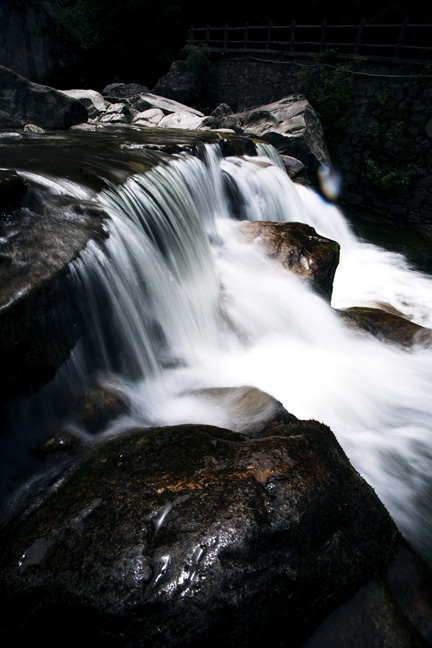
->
[4,143,432,565]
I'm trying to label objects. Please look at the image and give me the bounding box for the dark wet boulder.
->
[0,189,108,401]
[2,412,427,648]
[336,306,432,348]
[74,381,130,434]
[238,221,340,301]
[0,65,88,130]
[35,431,82,460]
[0,170,27,210]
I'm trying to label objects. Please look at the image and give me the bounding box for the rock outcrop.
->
[238,221,340,302]
[0,65,88,130]
[3,408,430,648]
[336,306,432,348]
[202,95,331,179]
[0,178,107,400]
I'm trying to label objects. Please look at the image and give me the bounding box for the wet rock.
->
[304,573,429,647]
[0,190,108,401]
[0,416,408,647]
[0,170,27,211]
[0,65,88,130]
[35,432,81,460]
[280,154,307,180]
[238,221,340,301]
[74,382,130,434]
[186,385,296,435]
[336,307,432,348]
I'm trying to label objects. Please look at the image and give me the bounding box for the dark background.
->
[42,1,432,88]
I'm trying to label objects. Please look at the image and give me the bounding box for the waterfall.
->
[2,140,432,567]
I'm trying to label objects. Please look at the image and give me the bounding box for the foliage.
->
[364,90,423,192]
[55,0,102,49]
[364,159,417,191]
[180,43,217,109]
[297,52,365,156]
[181,43,213,77]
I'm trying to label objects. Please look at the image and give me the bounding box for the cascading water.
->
[2,136,432,569]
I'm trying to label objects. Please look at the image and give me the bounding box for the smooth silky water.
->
[1,130,432,567]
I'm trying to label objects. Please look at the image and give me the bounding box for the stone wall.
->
[213,54,432,230]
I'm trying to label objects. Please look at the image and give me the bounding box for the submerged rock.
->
[74,381,130,434]
[336,306,432,348]
[186,385,296,435]
[3,410,427,648]
[238,221,340,301]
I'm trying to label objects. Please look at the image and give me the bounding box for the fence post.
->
[266,21,273,49]
[290,19,296,52]
[188,26,194,44]
[244,22,249,48]
[224,23,228,49]
[206,24,210,45]
[354,18,365,54]
[320,19,326,53]
[395,17,409,57]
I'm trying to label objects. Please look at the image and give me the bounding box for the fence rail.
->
[187,19,432,60]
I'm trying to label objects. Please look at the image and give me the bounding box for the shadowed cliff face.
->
[0,0,83,87]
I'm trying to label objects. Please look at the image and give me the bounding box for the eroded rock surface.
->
[204,95,330,180]
[238,221,340,301]
[0,415,412,647]
[336,306,432,348]
[0,183,107,400]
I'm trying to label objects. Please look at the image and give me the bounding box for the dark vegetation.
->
[49,0,432,89]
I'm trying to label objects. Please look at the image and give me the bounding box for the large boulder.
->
[59,89,109,120]
[3,408,429,648]
[204,95,331,181]
[0,65,88,130]
[0,181,107,400]
[238,221,340,302]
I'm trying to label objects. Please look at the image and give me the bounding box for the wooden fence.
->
[187,20,432,60]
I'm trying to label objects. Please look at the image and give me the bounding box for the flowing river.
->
[1,129,432,568]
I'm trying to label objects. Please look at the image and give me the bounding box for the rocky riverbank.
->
[1,65,432,648]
